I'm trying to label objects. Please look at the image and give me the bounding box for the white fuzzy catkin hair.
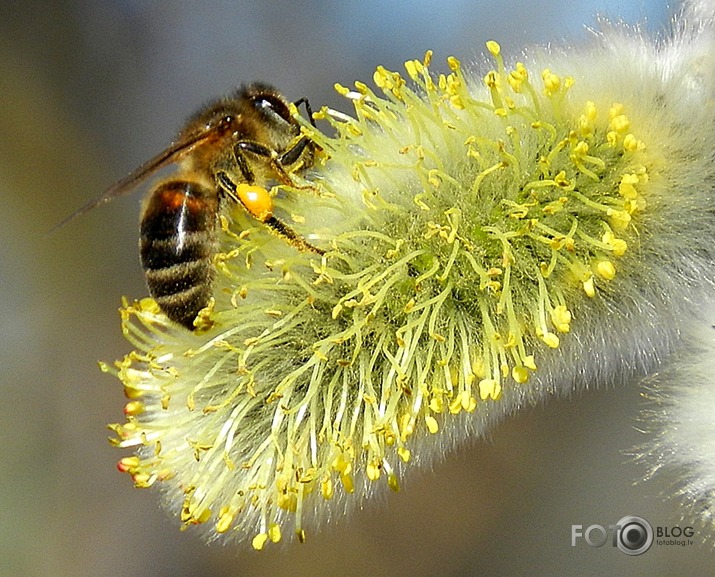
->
[633,0,715,533]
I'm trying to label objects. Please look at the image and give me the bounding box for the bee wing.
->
[52,126,220,232]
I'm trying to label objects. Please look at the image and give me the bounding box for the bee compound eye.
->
[253,93,292,124]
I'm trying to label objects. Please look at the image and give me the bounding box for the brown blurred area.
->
[3,1,713,576]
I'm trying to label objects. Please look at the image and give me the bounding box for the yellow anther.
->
[388,474,400,492]
[372,67,388,89]
[550,305,572,333]
[478,379,500,400]
[448,395,463,414]
[583,276,596,297]
[400,413,414,440]
[366,461,381,481]
[123,401,144,416]
[602,230,627,256]
[595,259,616,280]
[425,415,439,434]
[447,55,461,71]
[619,173,640,199]
[541,69,561,94]
[450,95,465,109]
[572,141,590,158]
[608,102,625,118]
[584,100,597,121]
[515,62,528,80]
[132,473,155,488]
[277,492,297,512]
[608,209,632,230]
[484,70,498,89]
[541,332,560,348]
[610,114,631,134]
[508,63,528,92]
[138,297,161,313]
[216,510,234,534]
[429,396,444,414]
[268,523,282,543]
[554,171,571,188]
[321,477,334,500]
[117,456,140,473]
[625,196,647,213]
[404,60,419,80]
[252,533,269,551]
[486,40,501,56]
[512,365,530,383]
[353,81,368,94]
[460,390,473,411]
[331,452,352,475]
[333,83,350,96]
[465,395,477,412]
[523,355,537,370]
[623,134,645,151]
[340,473,355,493]
[550,236,567,250]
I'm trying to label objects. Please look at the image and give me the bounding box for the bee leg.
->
[231,141,263,182]
[284,97,323,175]
[277,136,312,166]
[292,97,316,128]
[233,139,315,189]
[233,140,295,185]
[263,215,325,255]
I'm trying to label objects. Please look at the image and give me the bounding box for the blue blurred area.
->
[19,1,672,170]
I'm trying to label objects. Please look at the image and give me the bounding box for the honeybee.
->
[68,83,323,330]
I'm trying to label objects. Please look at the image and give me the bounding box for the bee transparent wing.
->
[52,126,221,232]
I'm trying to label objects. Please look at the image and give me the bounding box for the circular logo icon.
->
[615,515,653,556]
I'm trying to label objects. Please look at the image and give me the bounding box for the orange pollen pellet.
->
[237,183,273,221]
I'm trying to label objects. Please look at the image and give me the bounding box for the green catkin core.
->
[109,43,650,548]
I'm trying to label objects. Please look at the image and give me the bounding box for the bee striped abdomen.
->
[140,180,218,330]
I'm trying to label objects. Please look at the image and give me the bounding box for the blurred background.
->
[3,1,712,576]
